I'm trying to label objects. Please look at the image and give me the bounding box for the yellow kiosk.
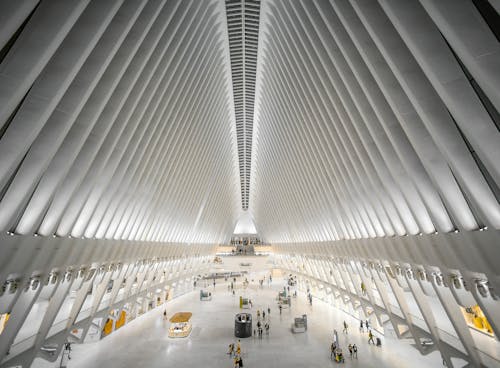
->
[168,312,193,338]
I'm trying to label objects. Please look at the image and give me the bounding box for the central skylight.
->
[225,0,261,210]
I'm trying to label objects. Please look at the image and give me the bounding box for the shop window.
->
[461,305,494,336]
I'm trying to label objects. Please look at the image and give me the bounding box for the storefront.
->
[461,305,494,336]
[0,313,9,335]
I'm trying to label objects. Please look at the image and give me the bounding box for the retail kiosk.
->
[291,314,307,333]
[168,312,193,338]
[200,290,212,301]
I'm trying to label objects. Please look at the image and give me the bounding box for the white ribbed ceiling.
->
[0,0,240,244]
[250,0,500,243]
[0,0,499,246]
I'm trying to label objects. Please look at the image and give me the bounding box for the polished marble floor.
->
[34,277,444,368]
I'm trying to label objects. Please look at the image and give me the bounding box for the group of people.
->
[360,320,378,345]
[254,307,271,337]
[331,317,380,362]
[227,340,243,367]
[359,319,370,332]
[330,340,344,363]
[255,320,270,338]
[330,339,358,362]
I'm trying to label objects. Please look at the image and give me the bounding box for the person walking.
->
[359,320,364,332]
[279,304,282,315]
[163,309,167,320]
[236,340,241,355]
[343,320,348,334]
[352,344,358,358]
[330,342,335,359]
[267,306,271,316]
[368,330,375,344]
[262,310,266,320]
[348,344,353,358]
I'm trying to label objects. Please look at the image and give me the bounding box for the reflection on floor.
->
[33,278,443,368]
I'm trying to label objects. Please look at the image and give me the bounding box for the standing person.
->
[265,322,269,335]
[163,309,167,320]
[238,356,243,367]
[236,340,241,355]
[262,310,266,320]
[352,344,358,358]
[330,342,335,359]
[368,330,375,344]
[343,321,348,334]
[279,304,282,315]
[348,344,353,358]
[366,319,370,330]
[359,320,364,332]
[257,309,260,319]
[213,279,216,289]
[267,306,271,316]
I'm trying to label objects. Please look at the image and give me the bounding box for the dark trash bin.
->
[235,313,252,338]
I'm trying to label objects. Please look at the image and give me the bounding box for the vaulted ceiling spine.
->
[225,0,261,210]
